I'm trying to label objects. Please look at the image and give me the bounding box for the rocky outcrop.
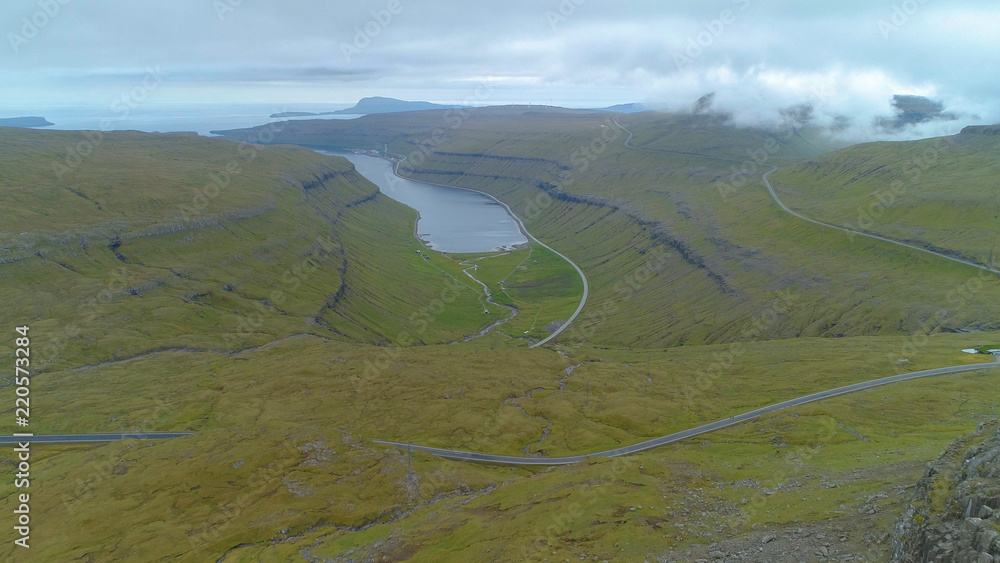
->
[893,424,1000,562]
[960,125,1000,136]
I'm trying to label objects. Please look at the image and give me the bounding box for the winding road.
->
[374,118,1000,466]
[389,155,589,348]
[614,117,1000,276]
[760,167,1000,275]
[376,358,999,465]
[0,432,194,444]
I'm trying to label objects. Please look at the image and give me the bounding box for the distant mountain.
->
[331,97,465,115]
[269,111,338,118]
[771,122,1000,266]
[594,102,672,113]
[875,94,957,132]
[961,124,1000,136]
[0,116,53,128]
[596,103,647,113]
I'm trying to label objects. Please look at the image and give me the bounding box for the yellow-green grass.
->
[219,109,1000,349]
[501,243,584,339]
[1,332,997,561]
[0,128,520,372]
[424,243,584,341]
[4,116,1000,562]
[769,130,1000,265]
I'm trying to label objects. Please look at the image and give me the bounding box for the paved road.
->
[374,121,1000,465]
[0,432,194,444]
[613,117,1000,276]
[375,358,999,465]
[389,155,590,348]
[760,167,1000,275]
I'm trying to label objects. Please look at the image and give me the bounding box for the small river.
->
[319,151,528,253]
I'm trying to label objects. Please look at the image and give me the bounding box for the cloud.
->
[874,95,957,133]
[0,0,997,138]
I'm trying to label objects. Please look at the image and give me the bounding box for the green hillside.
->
[2,119,1000,562]
[770,126,1000,266]
[0,128,510,370]
[218,110,1000,348]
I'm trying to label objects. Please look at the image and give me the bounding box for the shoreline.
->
[384,152,589,349]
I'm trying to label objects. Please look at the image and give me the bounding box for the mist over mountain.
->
[3,1,1000,561]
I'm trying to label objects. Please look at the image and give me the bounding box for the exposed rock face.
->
[960,125,1000,136]
[893,425,1000,562]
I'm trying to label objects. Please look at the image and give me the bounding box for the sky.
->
[2,0,998,139]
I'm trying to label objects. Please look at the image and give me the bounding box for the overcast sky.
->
[2,0,998,138]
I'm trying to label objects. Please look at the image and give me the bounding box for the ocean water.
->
[1,102,361,136]
[1,103,525,253]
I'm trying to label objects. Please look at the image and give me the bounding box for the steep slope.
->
[893,424,1000,562]
[2,120,1000,562]
[770,125,1000,266]
[215,110,1000,348]
[0,127,497,371]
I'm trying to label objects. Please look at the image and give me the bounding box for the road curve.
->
[0,432,195,444]
[375,359,999,465]
[386,155,590,348]
[613,117,1000,276]
[374,121,1000,464]
[760,167,1000,275]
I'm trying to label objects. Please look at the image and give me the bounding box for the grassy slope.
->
[206,111,1000,561]
[0,128,505,372]
[2,116,1000,561]
[0,333,996,561]
[217,110,1000,350]
[434,244,584,341]
[770,128,1000,266]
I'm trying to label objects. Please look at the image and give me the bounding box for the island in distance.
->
[270,96,467,118]
[269,98,684,118]
[0,116,54,128]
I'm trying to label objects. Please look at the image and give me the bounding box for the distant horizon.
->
[2,94,990,145]
[0,97,643,113]
[5,0,998,144]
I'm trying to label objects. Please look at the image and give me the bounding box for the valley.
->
[2,108,999,561]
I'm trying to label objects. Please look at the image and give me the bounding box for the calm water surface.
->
[323,151,528,253]
[3,103,361,136]
[1,103,527,253]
